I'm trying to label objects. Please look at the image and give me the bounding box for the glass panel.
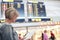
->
[27,2,46,17]
[14,2,25,17]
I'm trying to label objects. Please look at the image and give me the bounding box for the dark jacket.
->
[50,33,55,40]
[0,30,2,40]
[0,24,18,40]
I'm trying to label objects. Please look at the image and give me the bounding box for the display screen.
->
[37,2,46,17]
[14,2,25,17]
[27,2,46,17]
[2,0,14,2]
[14,0,22,2]
[27,3,33,17]
[28,0,38,3]
[32,3,38,17]
[1,2,14,18]
[1,2,8,18]
[1,2,25,22]
[2,0,22,2]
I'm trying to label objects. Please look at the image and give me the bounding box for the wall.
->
[44,1,60,21]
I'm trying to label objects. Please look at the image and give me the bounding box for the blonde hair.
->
[5,7,19,19]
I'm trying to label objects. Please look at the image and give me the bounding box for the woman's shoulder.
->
[0,23,13,29]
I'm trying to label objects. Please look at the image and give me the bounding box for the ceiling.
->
[45,0,60,1]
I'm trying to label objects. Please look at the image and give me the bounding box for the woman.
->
[0,7,19,40]
[50,31,55,40]
[43,30,49,40]
[41,33,44,40]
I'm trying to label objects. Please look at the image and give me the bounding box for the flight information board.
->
[14,2,25,17]
[27,2,46,17]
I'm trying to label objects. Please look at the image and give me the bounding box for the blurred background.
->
[0,0,60,40]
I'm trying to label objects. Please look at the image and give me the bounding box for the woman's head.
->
[5,7,19,23]
[44,30,47,33]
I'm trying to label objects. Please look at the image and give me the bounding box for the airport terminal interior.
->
[0,0,60,40]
